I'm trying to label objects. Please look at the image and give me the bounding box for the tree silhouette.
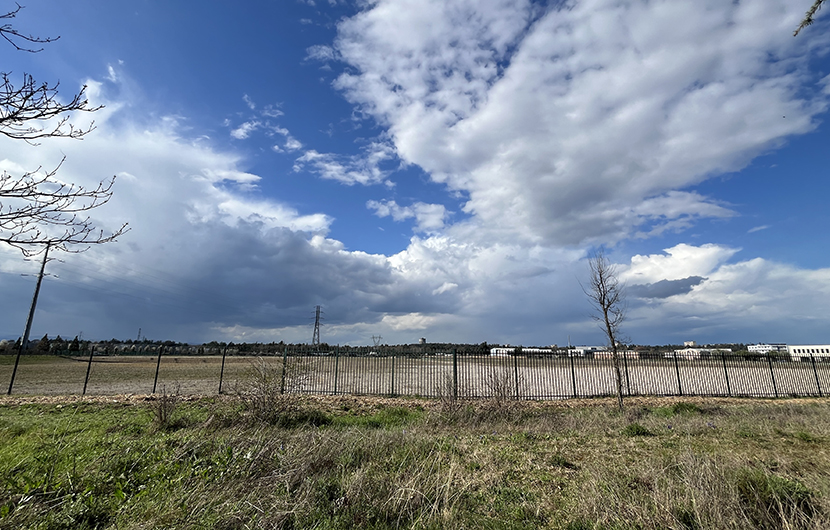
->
[583,249,627,410]
[0,4,127,256]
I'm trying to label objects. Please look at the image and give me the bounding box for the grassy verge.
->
[1,396,829,529]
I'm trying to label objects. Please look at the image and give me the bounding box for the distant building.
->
[669,347,731,360]
[572,346,606,357]
[787,345,830,361]
[684,341,697,347]
[489,346,555,356]
[748,343,788,354]
[593,350,639,359]
[490,347,514,357]
[418,338,426,345]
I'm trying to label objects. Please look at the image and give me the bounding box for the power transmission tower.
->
[312,305,322,349]
[372,335,382,348]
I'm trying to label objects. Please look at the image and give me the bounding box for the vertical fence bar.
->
[152,346,163,394]
[570,352,577,398]
[673,351,682,396]
[513,353,520,399]
[82,346,95,396]
[767,354,778,398]
[622,352,631,396]
[280,347,288,395]
[391,354,396,397]
[218,344,228,394]
[810,353,822,397]
[721,350,732,397]
[452,348,458,400]
[333,346,339,395]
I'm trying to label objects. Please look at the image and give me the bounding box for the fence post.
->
[570,351,577,398]
[333,345,340,395]
[391,354,396,397]
[452,348,458,400]
[280,346,288,395]
[622,351,631,396]
[513,353,520,399]
[152,346,163,394]
[721,350,732,397]
[809,353,822,397]
[218,344,228,394]
[767,353,778,398]
[82,346,95,396]
[673,351,683,396]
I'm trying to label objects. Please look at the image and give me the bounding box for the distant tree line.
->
[1,337,756,358]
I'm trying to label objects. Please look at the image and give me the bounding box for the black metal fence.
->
[3,346,829,399]
[283,349,829,399]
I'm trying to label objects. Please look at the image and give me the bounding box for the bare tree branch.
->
[1,73,101,142]
[0,159,128,256]
[795,0,825,36]
[0,3,57,52]
[0,3,128,256]
[582,248,627,410]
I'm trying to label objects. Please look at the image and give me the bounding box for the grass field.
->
[1,393,829,529]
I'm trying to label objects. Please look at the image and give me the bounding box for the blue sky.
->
[1,0,829,346]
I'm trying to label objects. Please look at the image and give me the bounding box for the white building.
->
[489,347,555,356]
[571,346,606,357]
[668,347,732,360]
[490,347,514,357]
[787,345,830,361]
[594,350,639,359]
[748,343,788,354]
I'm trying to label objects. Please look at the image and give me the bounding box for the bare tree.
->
[795,0,825,36]
[583,248,626,410]
[0,4,127,256]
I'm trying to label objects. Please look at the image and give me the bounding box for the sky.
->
[1,0,829,347]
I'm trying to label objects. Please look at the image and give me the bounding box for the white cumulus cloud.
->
[331,0,828,246]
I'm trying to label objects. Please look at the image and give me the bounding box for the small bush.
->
[736,468,817,529]
[237,358,325,427]
[622,423,654,437]
[484,365,518,409]
[651,401,702,417]
[550,454,578,470]
[671,402,702,415]
[434,371,464,418]
[151,385,179,430]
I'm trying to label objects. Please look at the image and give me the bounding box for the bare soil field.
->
[1,353,828,399]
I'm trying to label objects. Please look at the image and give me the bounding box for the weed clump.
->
[150,385,182,430]
[736,468,817,529]
[622,423,654,437]
[236,358,330,427]
[651,401,703,418]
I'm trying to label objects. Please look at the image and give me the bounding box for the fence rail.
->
[2,347,828,399]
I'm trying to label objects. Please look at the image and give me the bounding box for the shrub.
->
[151,385,179,430]
[622,423,653,437]
[736,468,817,529]
[236,357,325,427]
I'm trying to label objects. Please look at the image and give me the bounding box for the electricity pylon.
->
[312,305,322,348]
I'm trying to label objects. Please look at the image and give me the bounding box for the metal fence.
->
[286,349,829,399]
[3,346,829,399]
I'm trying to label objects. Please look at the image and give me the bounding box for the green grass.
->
[1,397,829,529]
